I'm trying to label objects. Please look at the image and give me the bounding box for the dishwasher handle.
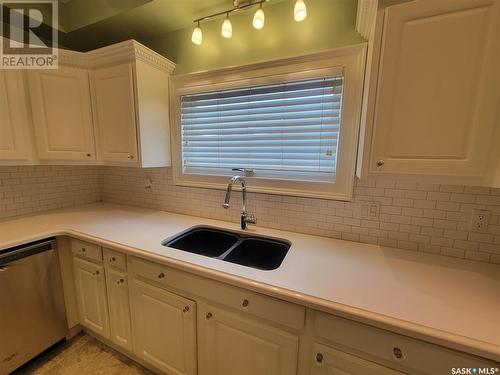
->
[0,239,56,266]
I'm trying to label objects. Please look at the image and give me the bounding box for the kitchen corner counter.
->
[1,203,499,362]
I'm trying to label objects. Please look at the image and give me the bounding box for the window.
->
[180,77,343,183]
[171,45,366,200]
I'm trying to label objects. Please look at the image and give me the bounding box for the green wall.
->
[143,0,363,75]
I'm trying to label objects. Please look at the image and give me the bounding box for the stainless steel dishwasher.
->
[0,238,68,374]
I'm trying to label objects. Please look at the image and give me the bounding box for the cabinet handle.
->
[182,306,190,313]
[241,299,249,307]
[110,257,116,262]
[376,159,385,168]
[206,312,213,320]
[393,347,403,359]
[115,278,124,286]
[127,154,134,160]
[157,272,165,279]
[86,153,91,157]
[315,353,323,364]
[93,270,100,276]
[81,247,86,252]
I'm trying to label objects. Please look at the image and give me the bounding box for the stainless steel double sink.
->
[162,226,290,271]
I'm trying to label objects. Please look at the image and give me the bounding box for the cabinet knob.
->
[86,153,91,157]
[182,306,190,313]
[115,278,124,285]
[206,312,213,320]
[376,159,385,168]
[127,154,134,160]
[315,353,323,364]
[81,247,86,252]
[157,272,165,279]
[242,299,249,308]
[110,257,116,262]
[393,347,403,359]
[94,270,100,276]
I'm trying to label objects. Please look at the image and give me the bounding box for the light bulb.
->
[221,16,232,38]
[253,7,265,29]
[191,24,202,45]
[294,0,307,22]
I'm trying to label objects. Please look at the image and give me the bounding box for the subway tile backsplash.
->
[1,165,499,264]
[0,166,100,219]
[99,167,500,264]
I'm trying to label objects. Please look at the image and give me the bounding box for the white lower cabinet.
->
[130,278,197,375]
[69,248,496,375]
[311,343,402,375]
[73,257,109,338]
[105,268,133,351]
[198,304,299,375]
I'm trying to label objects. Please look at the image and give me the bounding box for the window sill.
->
[173,175,354,201]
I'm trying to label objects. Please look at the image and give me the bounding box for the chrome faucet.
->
[222,175,257,230]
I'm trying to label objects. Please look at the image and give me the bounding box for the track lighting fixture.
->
[221,14,233,38]
[294,0,307,22]
[253,4,265,29]
[190,0,308,45]
[191,22,202,45]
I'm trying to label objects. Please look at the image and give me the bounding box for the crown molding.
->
[58,49,89,68]
[86,40,176,73]
[50,39,175,73]
[133,41,176,74]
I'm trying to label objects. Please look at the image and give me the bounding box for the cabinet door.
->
[92,64,139,165]
[198,305,299,375]
[105,268,132,351]
[28,68,96,161]
[370,0,499,178]
[130,278,196,375]
[0,70,33,163]
[73,257,109,338]
[311,343,403,375]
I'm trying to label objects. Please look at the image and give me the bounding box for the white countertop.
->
[1,203,499,362]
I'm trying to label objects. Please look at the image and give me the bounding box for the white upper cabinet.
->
[0,70,34,164]
[0,40,174,167]
[358,0,500,184]
[28,67,97,162]
[92,63,138,165]
[90,41,174,167]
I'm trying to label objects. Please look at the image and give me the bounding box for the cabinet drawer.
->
[311,343,403,375]
[128,256,305,330]
[103,248,126,270]
[314,312,495,374]
[71,239,102,262]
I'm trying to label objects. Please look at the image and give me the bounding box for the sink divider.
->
[215,238,245,260]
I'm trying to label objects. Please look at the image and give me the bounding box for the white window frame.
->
[170,44,366,201]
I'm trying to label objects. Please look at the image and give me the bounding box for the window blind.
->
[180,77,343,182]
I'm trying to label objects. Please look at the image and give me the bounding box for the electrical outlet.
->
[360,202,380,220]
[470,209,490,233]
